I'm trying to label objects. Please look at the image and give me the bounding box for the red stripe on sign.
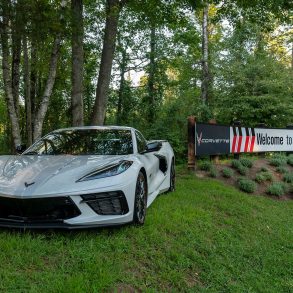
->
[250,136,255,152]
[244,136,250,152]
[232,136,237,153]
[237,136,242,153]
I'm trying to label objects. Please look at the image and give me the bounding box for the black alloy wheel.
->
[133,171,147,225]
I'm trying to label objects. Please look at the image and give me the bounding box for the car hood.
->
[0,155,132,197]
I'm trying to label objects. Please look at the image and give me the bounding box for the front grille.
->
[0,196,81,223]
[81,191,129,215]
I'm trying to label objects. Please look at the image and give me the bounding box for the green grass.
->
[0,167,292,292]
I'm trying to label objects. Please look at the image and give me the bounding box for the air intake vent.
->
[0,196,81,223]
[81,191,129,215]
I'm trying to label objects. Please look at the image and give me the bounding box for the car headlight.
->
[77,160,133,182]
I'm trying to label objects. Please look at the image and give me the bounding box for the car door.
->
[135,131,161,194]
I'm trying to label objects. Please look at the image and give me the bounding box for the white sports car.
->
[0,126,175,229]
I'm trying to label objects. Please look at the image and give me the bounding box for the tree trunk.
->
[91,0,123,125]
[71,0,84,126]
[11,33,21,118]
[0,1,22,148]
[117,49,127,124]
[23,35,33,146]
[33,37,61,141]
[30,40,37,125]
[291,42,293,70]
[147,24,156,123]
[201,2,209,104]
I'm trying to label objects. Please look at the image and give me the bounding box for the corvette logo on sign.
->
[195,123,230,156]
[197,132,203,145]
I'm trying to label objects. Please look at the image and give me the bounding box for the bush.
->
[198,161,212,171]
[238,165,248,175]
[222,168,233,178]
[267,182,286,197]
[276,166,288,174]
[238,178,257,193]
[231,159,249,175]
[269,154,287,167]
[239,158,253,168]
[283,172,293,183]
[255,171,273,183]
[231,159,242,169]
[260,167,268,172]
[209,167,217,178]
[287,154,293,166]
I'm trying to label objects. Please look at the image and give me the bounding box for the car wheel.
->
[168,159,175,192]
[133,171,147,225]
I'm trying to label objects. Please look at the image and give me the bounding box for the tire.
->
[168,159,175,192]
[133,171,147,225]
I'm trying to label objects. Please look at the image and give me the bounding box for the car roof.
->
[53,126,135,132]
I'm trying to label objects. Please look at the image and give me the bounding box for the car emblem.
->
[25,182,35,188]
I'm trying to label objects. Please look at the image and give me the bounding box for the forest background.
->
[0,0,292,161]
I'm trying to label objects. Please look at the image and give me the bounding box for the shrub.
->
[260,167,268,172]
[222,168,233,178]
[238,165,248,175]
[239,158,253,168]
[287,154,293,166]
[276,166,288,174]
[269,154,287,167]
[231,159,242,169]
[238,178,257,193]
[267,182,286,197]
[198,161,212,171]
[255,171,273,183]
[209,167,217,178]
[283,172,293,183]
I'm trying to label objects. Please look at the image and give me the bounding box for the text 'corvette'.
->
[0,126,175,229]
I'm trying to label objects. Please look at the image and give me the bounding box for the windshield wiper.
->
[23,151,39,155]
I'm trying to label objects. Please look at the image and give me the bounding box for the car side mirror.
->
[145,141,162,153]
[16,144,27,154]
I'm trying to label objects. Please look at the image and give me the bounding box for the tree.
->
[0,0,22,148]
[71,0,84,126]
[201,1,209,104]
[91,0,126,125]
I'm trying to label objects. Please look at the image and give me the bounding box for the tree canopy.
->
[0,0,292,159]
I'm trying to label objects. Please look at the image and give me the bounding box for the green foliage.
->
[197,160,212,171]
[287,154,293,166]
[255,171,273,183]
[209,166,218,178]
[260,167,268,172]
[269,155,287,167]
[238,165,248,175]
[231,159,242,169]
[267,182,286,197]
[276,166,288,174]
[239,158,253,168]
[222,167,233,178]
[283,172,293,183]
[231,159,248,175]
[238,178,257,193]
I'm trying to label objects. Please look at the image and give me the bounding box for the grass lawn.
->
[0,166,292,292]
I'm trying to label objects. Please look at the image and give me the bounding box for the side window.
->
[135,131,147,153]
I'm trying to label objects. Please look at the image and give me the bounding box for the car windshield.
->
[23,129,133,155]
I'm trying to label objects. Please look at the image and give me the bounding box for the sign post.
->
[187,116,196,170]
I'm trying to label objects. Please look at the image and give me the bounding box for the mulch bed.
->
[195,158,293,200]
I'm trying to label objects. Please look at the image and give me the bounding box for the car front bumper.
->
[0,181,137,229]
